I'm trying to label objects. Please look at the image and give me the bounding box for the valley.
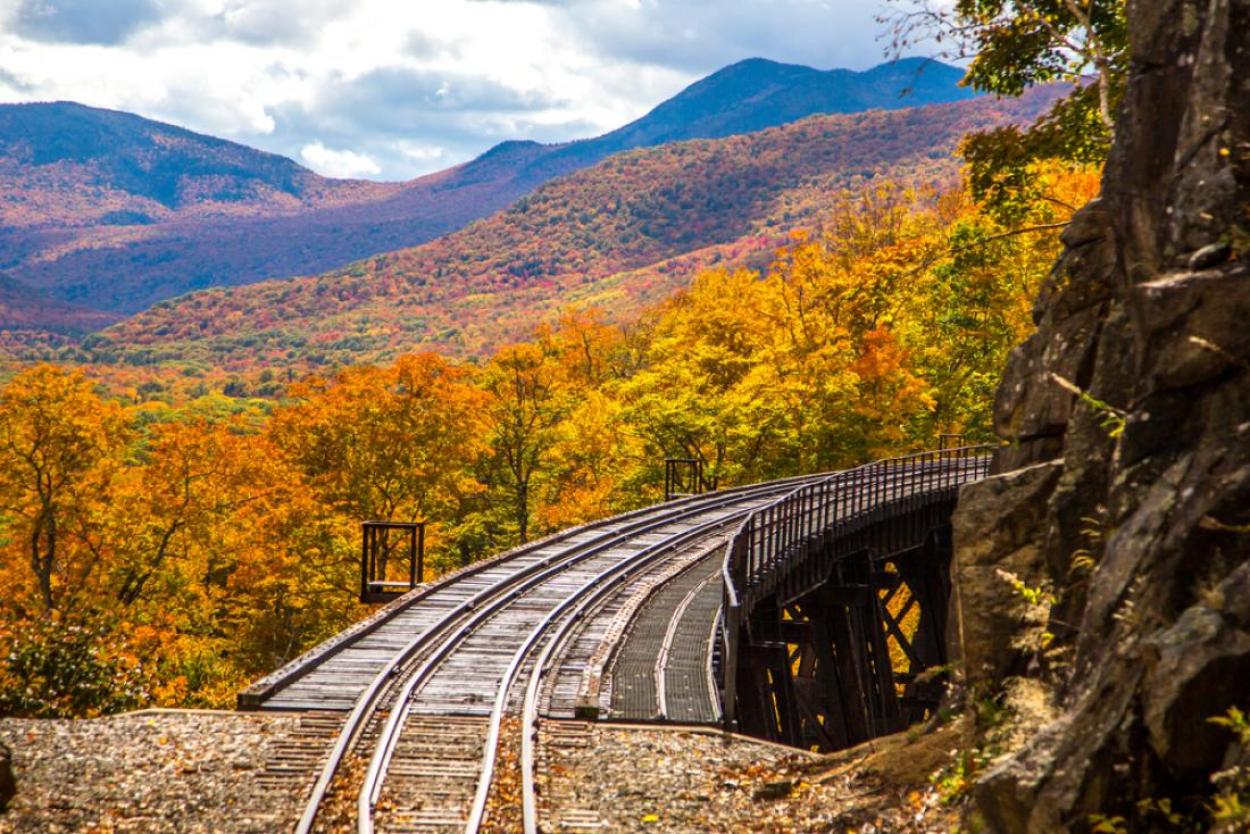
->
[3,85,1061,374]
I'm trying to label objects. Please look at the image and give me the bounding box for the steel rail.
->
[705,607,723,722]
[654,572,714,720]
[515,507,757,834]
[249,469,830,710]
[355,487,772,834]
[324,478,814,834]
[294,474,825,834]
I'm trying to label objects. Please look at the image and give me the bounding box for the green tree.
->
[883,0,1127,222]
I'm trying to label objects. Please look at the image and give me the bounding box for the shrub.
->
[0,615,155,718]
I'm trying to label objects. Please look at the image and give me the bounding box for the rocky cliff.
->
[950,0,1250,830]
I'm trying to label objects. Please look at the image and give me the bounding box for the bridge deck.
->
[607,555,722,723]
[248,490,779,715]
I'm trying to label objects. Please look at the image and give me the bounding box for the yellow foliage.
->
[0,168,1099,714]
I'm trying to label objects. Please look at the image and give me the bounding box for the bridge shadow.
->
[719,447,991,750]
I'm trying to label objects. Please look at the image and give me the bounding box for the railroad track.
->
[280,457,973,834]
[519,458,967,831]
[292,477,820,834]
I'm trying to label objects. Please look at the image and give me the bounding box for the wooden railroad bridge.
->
[237,444,990,833]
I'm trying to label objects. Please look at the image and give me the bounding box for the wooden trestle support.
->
[729,520,954,750]
[720,447,990,752]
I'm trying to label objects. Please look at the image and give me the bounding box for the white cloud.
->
[395,141,448,162]
[299,141,381,178]
[0,0,933,180]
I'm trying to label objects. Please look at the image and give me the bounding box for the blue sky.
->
[0,0,916,180]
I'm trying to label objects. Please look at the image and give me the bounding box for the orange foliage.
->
[0,164,1098,715]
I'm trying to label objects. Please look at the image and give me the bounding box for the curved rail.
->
[719,445,993,729]
[363,490,766,833]
[243,468,825,710]
[294,476,820,834]
[654,573,715,720]
[704,608,723,723]
[506,502,748,834]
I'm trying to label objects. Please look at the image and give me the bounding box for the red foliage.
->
[92,88,1062,372]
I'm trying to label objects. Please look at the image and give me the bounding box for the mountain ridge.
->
[461,56,973,192]
[0,100,393,224]
[93,85,1062,370]
[0,57,976,325]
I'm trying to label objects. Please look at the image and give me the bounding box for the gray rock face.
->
[950,0,1250,829]
[950,460,1063,690]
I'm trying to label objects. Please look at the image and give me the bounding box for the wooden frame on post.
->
[664,457,717,500]
[360,521,425,603]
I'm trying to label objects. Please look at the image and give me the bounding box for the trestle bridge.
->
[238,444,991,833]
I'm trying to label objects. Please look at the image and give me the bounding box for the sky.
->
[0,0,912,181]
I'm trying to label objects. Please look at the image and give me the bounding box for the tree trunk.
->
[0,741,15,812]
[516,480,529,543]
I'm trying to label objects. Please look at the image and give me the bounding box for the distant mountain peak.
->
[0,100,329,210]
[711,56,819,74]
[1,55,981,326]
[580,56,973,156]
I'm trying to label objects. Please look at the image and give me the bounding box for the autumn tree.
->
[0,367,165,715]
[759,192,942,464]
[480,342,572,543]
[618,268,783,487]
[545,308,628,389]
[903,164,1100,436]
[532,311,642,529]
[179,426,359,692]
[0,366,130,615]
[270,352,488,573]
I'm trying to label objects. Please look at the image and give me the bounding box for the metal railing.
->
[720,445,993,729]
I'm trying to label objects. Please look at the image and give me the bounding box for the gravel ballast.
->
[0,711,338,834]
[0,711,957,832]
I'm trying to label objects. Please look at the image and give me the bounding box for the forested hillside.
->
[0,162,1095,714]
[0,58,975,322]
[0,102,391,227]
[94,86,1063,370]
[0,275,115,333]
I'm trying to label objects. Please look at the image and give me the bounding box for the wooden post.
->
[408,525,417,588]
[360,523,370,602]
[825,580,873,746]
[808,596,852,750]
[360,521,425,603]
[417,523,425,585]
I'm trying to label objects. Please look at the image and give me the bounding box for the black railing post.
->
[873,463,882,518]
[408,525,417,587]
[762,508,768,575]
[417,523,425,584]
